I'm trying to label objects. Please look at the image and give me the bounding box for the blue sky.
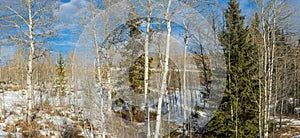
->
[1,0,299,63]
[54,0,299,52]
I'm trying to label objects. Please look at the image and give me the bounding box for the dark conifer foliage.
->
[205,0,259,137]
[129,54,153,94]
[55,53,67,97]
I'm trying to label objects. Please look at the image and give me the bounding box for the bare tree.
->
[253,0,296,136]
[1,0,57,124]
[182,19,189,135]
[154,0,172,137]
[140,0,153,137]
[86,2,106,137]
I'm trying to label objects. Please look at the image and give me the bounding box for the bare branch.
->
[5,6,29,26]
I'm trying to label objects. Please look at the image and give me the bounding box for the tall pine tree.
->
[205,0,259,137]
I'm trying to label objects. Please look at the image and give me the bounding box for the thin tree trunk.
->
[154,1,172,137]
[268,0,277,121]
[274,65,278,118]
[279,94,283,129]
[144,1,152,137]
[0,49,2,116]
[92,19,106,138]
[189,88,193,138]
[259,74,262,138]
[256,29,263,138]
[280,55,287,129]
[294,51,298,108]
[102,1,113,113]
[166,91,171,138]
[259,0,270,136]
[106,40,112,111]
[27,0,34,124]
[183,21,188,135]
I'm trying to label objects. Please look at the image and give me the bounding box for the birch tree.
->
[84,2,106,137]
[253,0,296,136]
[182,19,189,135]
[102,0,120,112]
[144,0,152,137]
[1,0,57,123]
[154,0,172,137]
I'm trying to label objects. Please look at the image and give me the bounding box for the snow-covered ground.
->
[270,115,300,137]
[0,90,97,137]
[0,87,217,137]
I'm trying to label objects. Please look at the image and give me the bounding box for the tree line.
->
[0,0,299,137]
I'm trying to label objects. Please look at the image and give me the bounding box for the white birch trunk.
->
[268,0,276,123]
[166,92,171,138]
[27,0,34,124]
[183,21,189,134]
[102,1,112,113]
[92,18,106,138]
[154,1,172,137]
[259,68,262,138]
[258,0,270,136]
[144,1,152,137]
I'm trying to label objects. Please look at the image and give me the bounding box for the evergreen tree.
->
[126,4,154,95]
[205,0,259,137]
[129,54,153,94]
[54,53,68,99]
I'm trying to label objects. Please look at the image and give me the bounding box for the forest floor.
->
[1,90,300,137]
[0,90,181,137]
[272,115,300,138]
[0,90,85,137]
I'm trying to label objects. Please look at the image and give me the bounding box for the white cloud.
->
[52,0,89,53]
[56,0,88,22]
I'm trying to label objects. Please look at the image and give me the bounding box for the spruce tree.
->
[126,4,154,94]
[54,53,68,104]
[129,54,153,94]
[205,0,259,137]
